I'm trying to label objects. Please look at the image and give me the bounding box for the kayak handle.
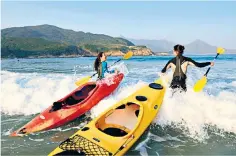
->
[113,134,134,155]
[123,134,134,147]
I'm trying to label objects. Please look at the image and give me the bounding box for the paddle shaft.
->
[204,53,219,76]
[108,59,122,68]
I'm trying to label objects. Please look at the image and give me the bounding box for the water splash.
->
[1,71,76,115]
[1,70,236,140]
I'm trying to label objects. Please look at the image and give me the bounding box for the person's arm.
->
[186,57,211,68]
[103,62,115,74]
[161,60,171,73]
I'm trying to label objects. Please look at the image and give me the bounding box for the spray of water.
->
[1,63,236,140]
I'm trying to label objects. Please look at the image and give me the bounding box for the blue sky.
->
[1,1,236,49]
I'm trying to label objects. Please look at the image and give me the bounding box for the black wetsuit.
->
[161,56,211,91]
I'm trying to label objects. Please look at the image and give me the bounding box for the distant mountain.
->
[185,39,236,54]
[2,24,234,58]
[128,38,236,54]
[1,25,153,58]
[128,38,176,52]
[184,39,214,54]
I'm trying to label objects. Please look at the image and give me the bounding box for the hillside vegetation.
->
[1,25,153,58]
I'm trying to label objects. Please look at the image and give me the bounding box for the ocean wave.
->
[1,71,77,115]
[1,65,236,140]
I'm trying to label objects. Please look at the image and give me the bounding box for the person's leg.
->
[170,77,181,97]
[170,76,188,96]
[170,76,181,89]
[180,78,187,92]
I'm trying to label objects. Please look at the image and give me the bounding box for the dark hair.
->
[94,52,104,71]
[174,44,185,55]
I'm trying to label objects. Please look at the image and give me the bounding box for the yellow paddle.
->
[193,47,225,92]
[75,51,133,86]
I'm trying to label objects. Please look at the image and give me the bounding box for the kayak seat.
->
[102,127,128,137]
[74,90,83,97]
[49,96,82,111]
[49,84,96,112]
[65,96,81,106]
[67,84,96,106]
[97,123,130,137]
[73,84,96,101]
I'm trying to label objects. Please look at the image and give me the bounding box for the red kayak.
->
[11,73,124,137]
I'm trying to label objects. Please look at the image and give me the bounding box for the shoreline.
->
[3,53,235,60]
[1,53,171,60]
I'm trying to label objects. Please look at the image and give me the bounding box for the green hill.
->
[1,24,134,46]
[1,24,137,58]
[1,37,89,58]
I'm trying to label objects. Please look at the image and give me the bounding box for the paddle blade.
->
[193,76,207,92]
[217,47,225,54]
[75,76,91,86]
[123,51,133,60]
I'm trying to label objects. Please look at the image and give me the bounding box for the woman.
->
[94,52,118,80]
[161,44,214,92]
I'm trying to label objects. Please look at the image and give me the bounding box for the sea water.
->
[1,55,236,155]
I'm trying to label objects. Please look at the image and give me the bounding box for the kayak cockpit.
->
[67,84,96,106]
[50,84,97,112]
[96,102,141,137]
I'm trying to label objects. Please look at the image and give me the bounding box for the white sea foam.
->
[1,71,76,115]
[1,66,236,140]
[155,83,236,140]
[0,62,128,116]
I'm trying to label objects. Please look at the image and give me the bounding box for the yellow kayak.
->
[49,80,166,156]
